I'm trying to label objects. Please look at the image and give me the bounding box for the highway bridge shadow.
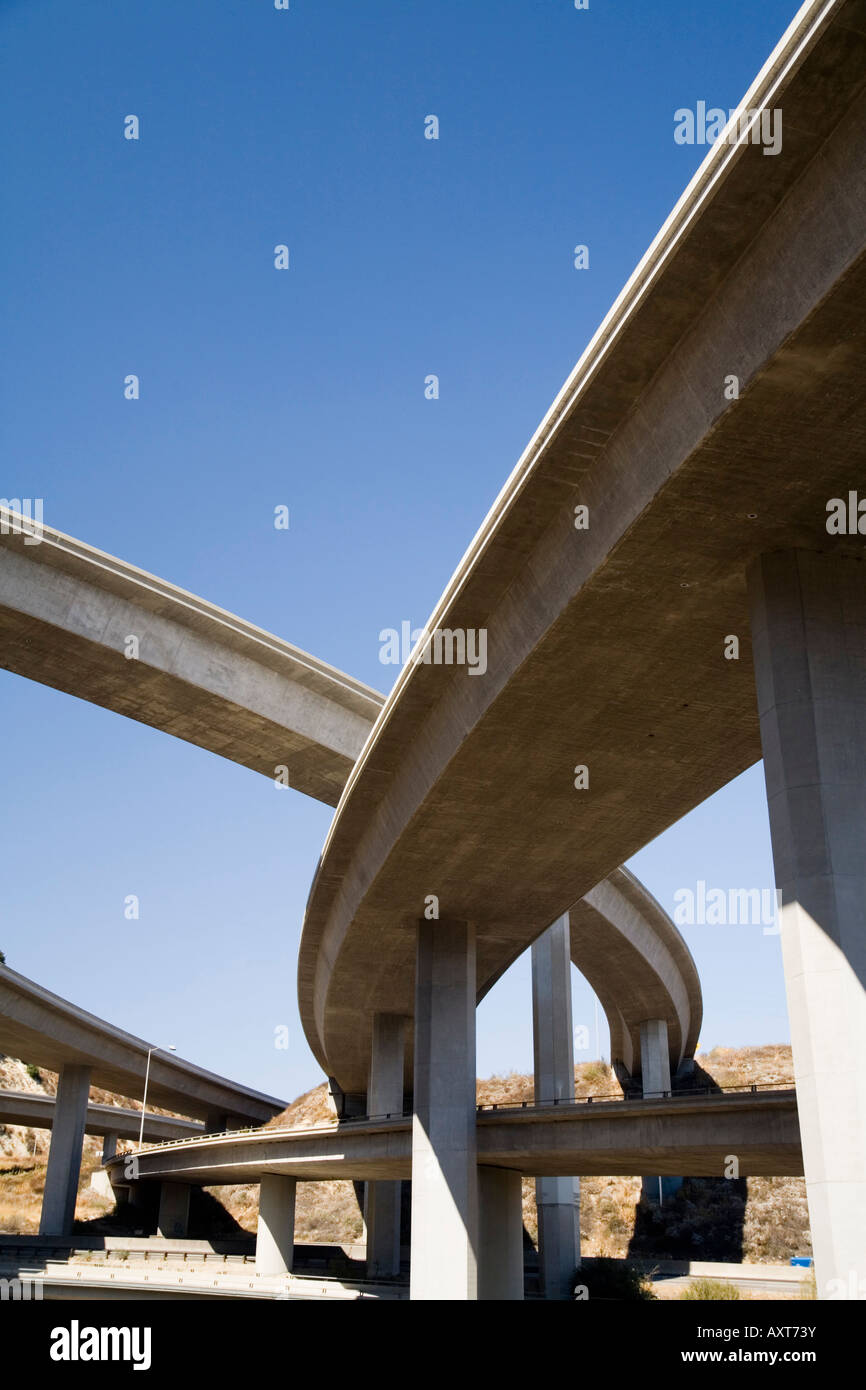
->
[626,1063,747,1263]
[77,1186,249,1241]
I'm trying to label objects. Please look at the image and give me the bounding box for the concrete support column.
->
[157,1181,191,1238]
[532,914,580,1299]
[365,1013,406,1278]
[256,1173,297,1276]
[749,550,866,1300]
[639,1018,672,1097]
[478,1167,524,1300]
[39,1063,91,1236]
[101,1132,118,1165]
[410,918,478,1301]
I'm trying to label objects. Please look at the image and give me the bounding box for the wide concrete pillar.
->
[410,918,478,1301]
[39,1063,91,1235]
[478,1166,524,1300]
[101,1132,118,1165]
[749,550,866,1300]
[365,1013,406,1278]
[256,1173,297,1276]
[639,1018,671,1097]
[157,1181,190,1238]
[532,915,580,1299]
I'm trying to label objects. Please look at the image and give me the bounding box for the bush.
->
[25,1064,41,1083]
[681,1278,741,1300]
[575,1259,657,1300]
[797,1269,817,1301]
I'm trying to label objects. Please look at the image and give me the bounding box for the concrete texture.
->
[478,1167,524,1301]
[0,515,382,806]
[640,1020,672,1098]
[532,916,580,1299]
[410,920,478,1301]
[572,868,701,1079]
[364,1014,406,1278]
[749,549,866,1299]
[157,1182,191,1239]
[111,1088,801,1186]
[299,4,866,1096]
[0,964,284,1123]
[39,1064,91,1236]
[256,1174,297,1276]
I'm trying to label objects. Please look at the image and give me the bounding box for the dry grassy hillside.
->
[0,1054,195,1234]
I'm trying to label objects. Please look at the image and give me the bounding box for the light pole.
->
[138,1043,176,1150]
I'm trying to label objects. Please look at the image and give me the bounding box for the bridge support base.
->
[478,1167,524,1300]
[39,1063,91,1236]
[750,550,866,1300]
[536,1177,580,1299]
[410,918,477,1300]
[532,915,580,1298]
[256,1173,297,1276]
[157,1181,190,1238]
[365,1013,406,1278]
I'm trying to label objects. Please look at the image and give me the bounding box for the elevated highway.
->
[0,1089,204,1145]
[0,517,703,1087]
[0,512,381,806]
[105,1086,801,1186]
[3,0,861,1301]
[0,964,285,1235]
[0,965,284,1125]
[296,0,866,1298]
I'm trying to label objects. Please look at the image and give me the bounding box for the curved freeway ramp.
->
[567,867,701,1081]
[0,515,699,1085]
[298,0,866,1096]
[0,511,381,806]
[0,964,284,1125]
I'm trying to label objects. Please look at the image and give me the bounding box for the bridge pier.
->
[749,550,866,1300]
[157,1181,191,1238]
[410,918,478,1300]
[101,1131,118,1164]
[364,1013,406,1278]
[478,1167,524,1300]
[532,915,580,1299]
[640,1018,671,1097]
[256,1174,297,1276]
[39,1063,90,1236]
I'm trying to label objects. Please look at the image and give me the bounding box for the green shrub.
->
[25,1064,41,1083]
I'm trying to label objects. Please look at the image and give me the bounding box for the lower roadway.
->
[106,1087,801,1187]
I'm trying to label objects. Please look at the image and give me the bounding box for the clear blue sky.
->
[1,0,798,1102]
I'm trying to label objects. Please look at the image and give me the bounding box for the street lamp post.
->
[138,1043,176,1150]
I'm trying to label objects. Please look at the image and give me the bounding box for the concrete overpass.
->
[104,1085,800,1298]
[0,524,701,1282]
[0,507,703,1276]
[106,1088,801,1186]
[0,964,284,1233]
[0,511,381,806]
[0,965,284,1124]
[297,0,866,1298]
[0,1089,204,1147]
[3,0,857,1301]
